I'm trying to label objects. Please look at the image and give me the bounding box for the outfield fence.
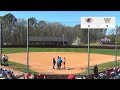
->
[2,45,120,49]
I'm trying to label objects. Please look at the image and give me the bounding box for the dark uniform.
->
[53,58,56,69]
[94,64,98,78]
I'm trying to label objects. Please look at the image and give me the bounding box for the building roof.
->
[29,37,68,42]
[100,37,111,42]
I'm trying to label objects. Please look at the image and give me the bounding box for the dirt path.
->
[6,52,120,75]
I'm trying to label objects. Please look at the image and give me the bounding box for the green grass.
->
[80,60,120,75]
[2,48,26,54]
[8,61,38,74]
[2,48,120,56]
[2,48,120,74]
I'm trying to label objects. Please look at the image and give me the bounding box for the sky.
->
[0,11,120,34]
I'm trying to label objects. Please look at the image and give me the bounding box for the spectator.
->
[2,55,6,65]
[110,72,115,79]
[7,71,12,79]
[110,68,116,79]
[30,73,35,79]
[7,75,12,79]
[105,68,111,78]
[67,73,75,79]
[38,73,45,79]
[5,55,8,66]
[11,71,16,79]
[1,69,7,78]
[0,68,3,78]
[117,68,120,74]
[4,69,9,76]
[114,67,118,75]
[93,64,99,79]
[99,73,104,79]
[0,68,24,79]
[26,72,31,79]
[104,70,109,79]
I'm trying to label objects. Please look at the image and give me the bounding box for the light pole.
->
[62,34,64,45]
[26,19,29,74]
[88,25,90,76]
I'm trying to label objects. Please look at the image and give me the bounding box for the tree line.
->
[0,13,120,45]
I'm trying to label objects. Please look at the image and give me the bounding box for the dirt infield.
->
[7,52,120,75]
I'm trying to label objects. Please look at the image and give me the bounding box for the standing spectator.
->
[63,57,66,69]
[5,55,8,66]
[2,55,6,65]
[6,55,8,65]
[93,64,99,79]
[53,58,56,69]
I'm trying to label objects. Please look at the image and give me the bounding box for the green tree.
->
[2,13,17,45]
